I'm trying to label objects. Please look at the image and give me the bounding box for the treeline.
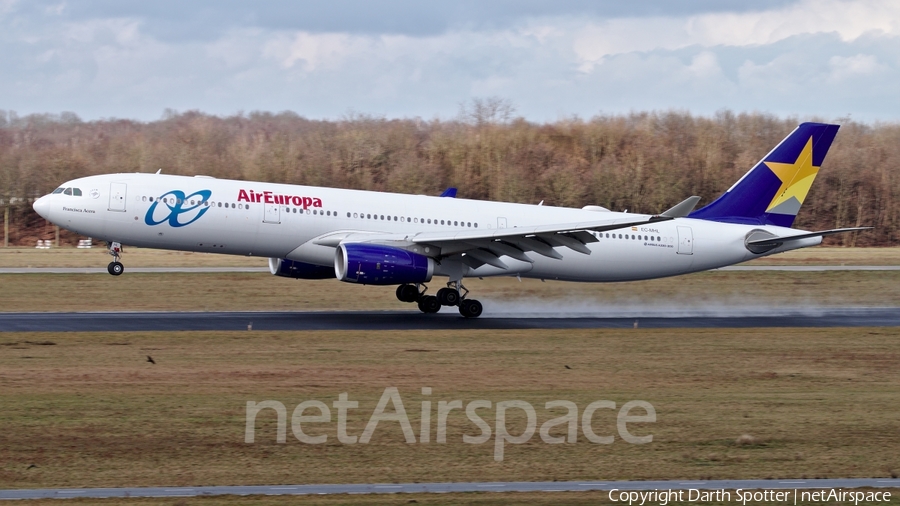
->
[1,108,898,246]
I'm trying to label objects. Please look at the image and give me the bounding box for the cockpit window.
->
[72,188,82,196]
[63,188,73,195]
[52,187,65,194]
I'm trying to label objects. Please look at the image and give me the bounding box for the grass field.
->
[3,248,899,505]
[1,246,900,269]
[1,269,898,313]
[2,328,898,492]
[2,246,900,313]
[13,490,900,506]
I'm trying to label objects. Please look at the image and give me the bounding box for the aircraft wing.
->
[317,215,679,270]
[311,197,700,270]
[413,214,678,268]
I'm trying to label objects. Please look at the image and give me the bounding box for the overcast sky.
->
[1,0,898,122]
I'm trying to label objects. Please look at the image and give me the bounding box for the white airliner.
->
[32,122,867,317]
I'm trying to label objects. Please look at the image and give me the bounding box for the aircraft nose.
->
[33,195,51,220]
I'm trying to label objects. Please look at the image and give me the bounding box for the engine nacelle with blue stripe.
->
[335,243,434,285]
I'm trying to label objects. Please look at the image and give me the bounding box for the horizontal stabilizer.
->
[747,227,872,246]
[661,196,701,218]
[746,227,871,253]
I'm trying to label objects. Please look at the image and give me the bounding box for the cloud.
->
[0,0,899,122]
[827,53,885,80]
[572,0,900,72]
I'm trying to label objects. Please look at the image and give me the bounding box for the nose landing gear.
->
[396,281,483,318]
[107,241,124,276]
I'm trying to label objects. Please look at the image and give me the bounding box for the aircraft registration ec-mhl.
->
[33,122,868,317]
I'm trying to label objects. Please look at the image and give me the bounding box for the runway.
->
[2,307,900,332]
[2,478,898,500]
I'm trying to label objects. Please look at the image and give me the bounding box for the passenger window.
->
[231,203,235,208]
[454,221,458,226]
[427,219,431,224]
[218,202,222,207]
[474,223,478,228]
[246,204,250,210]
[440,220,445,225]
[142,196,147,202]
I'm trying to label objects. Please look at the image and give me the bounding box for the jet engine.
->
[268,258,336,279]
[335,243,434,285]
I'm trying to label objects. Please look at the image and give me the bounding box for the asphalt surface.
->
[2,265,900,274]
[2,478,898,500]
[2,307,900,332]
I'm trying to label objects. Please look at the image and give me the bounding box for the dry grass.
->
[1,328,899,490]
[1,269,899,312]
[0,247,265,268]
[16,489,900,506]
[745,247,900,266]
[2,246,900,269]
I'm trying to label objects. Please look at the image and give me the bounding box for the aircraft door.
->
[263,202,280,224]
[677,226,694,255]
[497,217,507,229]
[108,183,126,212]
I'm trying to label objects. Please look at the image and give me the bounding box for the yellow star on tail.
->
[765,137,819,213]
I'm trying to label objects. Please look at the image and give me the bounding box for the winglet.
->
[661,196,701,218]
[439,187,457,198]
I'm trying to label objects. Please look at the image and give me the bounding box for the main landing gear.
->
[107,241,124,276]
[396,282,483,318]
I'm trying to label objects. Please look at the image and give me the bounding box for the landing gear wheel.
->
[108,261,124,276]
[459,299,483,318]
[417,295,441,314]
[437,287,460,306]
[396,284,420,303]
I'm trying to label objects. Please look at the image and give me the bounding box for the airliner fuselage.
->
[34,172,815,282]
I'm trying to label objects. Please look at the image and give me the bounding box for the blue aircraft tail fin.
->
[688,122,840,227]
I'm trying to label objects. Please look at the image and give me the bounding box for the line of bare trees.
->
[1,105,898,246]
